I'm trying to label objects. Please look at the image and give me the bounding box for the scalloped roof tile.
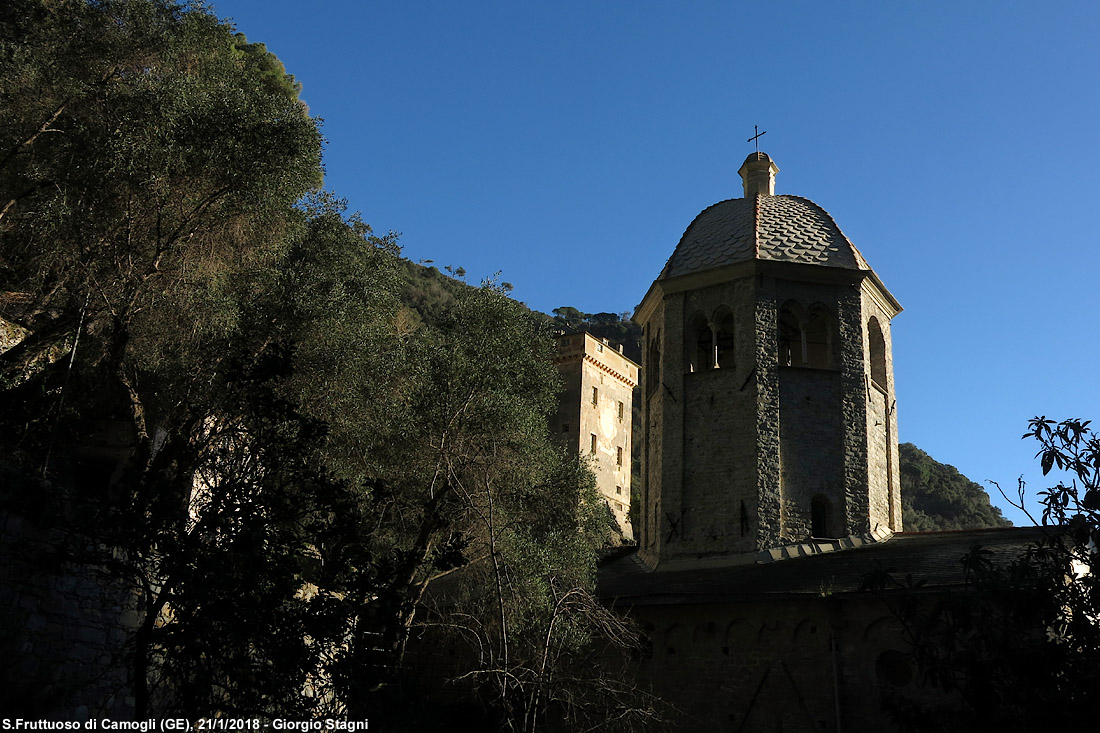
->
[659,194,870,280]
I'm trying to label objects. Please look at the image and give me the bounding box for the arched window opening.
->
[779,303,804,366]
[686,313,712,373]
[714,309,736,369]
[868,317,887,389]
[811,495,830,538]
[696,326,714,371]
[804,306,832,369]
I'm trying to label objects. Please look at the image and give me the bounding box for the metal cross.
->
[747,124,767,153]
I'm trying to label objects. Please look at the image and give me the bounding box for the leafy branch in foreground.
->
[865,417,1100,732]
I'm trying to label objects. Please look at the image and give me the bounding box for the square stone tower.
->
[635,153,902,567]
[553,331,639,538]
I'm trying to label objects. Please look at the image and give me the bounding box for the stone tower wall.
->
[639,265,901,564]
[640,298,670,566]
[861,284,902,532]
[552,357,583,448]
[838,285,873,535]
[554,332,638,537]
[679,279,759,557]
[773,279,849,543]
[753,277,783,550]
[778,368,845,539]
[580,351,635,534]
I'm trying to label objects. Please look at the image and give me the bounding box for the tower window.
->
[811,497,828,538]
[686,312,712,372]
[590,434,597,453]
[868,317,887,389]
[779,302,804,366]
[804,305,833,368]
[811,494,842,538]
[615,485,622,495]
[779,302,835,369]
[696,327,714,371]
[618,401,624,420]
[592,386,599,405]
[714,308,736,369]
[617,446,623,466]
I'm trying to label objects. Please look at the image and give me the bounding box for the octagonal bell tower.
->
[636,152,902,568]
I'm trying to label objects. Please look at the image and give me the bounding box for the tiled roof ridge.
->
[752,192,761,258]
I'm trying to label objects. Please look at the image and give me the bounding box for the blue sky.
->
[210,1,1099,527]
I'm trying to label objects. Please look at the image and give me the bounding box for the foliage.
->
[301,283,658,728]
[1,3,326,711]
[867,418,1100,732]
[551,307,641,362]
[392,259,471,330]
[0,0,322,389]
[0,5,655,726]
[415,429,659,732]
[899,443,1011,531]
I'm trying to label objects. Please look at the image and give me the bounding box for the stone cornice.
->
[583,353,638,388]
[555,351,637,388]
[638,259,902,319]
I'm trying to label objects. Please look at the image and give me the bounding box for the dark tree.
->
[868,418,1100,732]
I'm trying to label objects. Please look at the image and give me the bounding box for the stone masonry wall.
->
[621,596,919,732]
[771,278,848,546]
[579,349,636,536]
[861,283,902,532]
[778,368,844,540]
[0,511,137,719]
[838,285,873,535]
[640,267,900,561]
[677,278,759,557]
[640,306,664,564]
[554,332,638,538]
[753,277,783,550]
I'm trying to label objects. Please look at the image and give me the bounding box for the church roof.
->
[658,194,871,281]
[598,527,1048,605]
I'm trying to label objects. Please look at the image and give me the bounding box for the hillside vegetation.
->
[899,442,1012,530]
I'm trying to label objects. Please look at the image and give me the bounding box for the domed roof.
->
[658,194,871,280]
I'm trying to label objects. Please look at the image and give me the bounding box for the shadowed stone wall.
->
[0,510,137,719]
[618,596,922,732]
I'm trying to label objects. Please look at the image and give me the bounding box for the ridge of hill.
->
[900,442,1012,530]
